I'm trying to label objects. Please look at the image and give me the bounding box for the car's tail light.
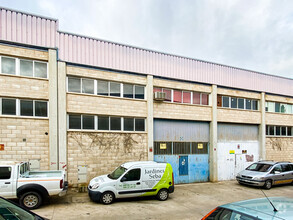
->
[201,208,218,220]
[60,179,63,189]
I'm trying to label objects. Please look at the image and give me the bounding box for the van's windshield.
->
[108,166,127,180]
[246,163,272,172]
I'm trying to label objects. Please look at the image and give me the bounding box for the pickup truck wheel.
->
[20,191,42,209]
[264,180,272,190]
[100,192,114,205]
[157,189,169,201]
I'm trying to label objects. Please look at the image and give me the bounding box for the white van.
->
[88,161,174,204]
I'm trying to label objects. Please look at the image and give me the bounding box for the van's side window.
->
[0,167,11,179]
[123,169,141,181]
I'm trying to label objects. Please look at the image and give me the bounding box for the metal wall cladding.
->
[0,8,57,48]
[154,119,210,142]
[217,123,259,141]
[1,7,293,97]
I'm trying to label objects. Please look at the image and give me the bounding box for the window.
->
[123,169,141,181]
[35,101,47,117]
[163,89,171,102]
[231,97,237,108]
[2,99,16,115]
[0,167,11,179]
[238,98,244,109]
[173,90,182,103]
[69,115,81,129]
[222,96,230,108]
[123,84,133,98]
[192,143,208,154]
[246,99,252,110]
[124,118,134,131]
[281,127,286,136]
[98,80,108,96]
[110,82,120,97]
[280,103,287,113]
[98,116,109,130]
[110,117,121,130]
[34,61,47,78]
[267,125,293,136]
[68,77,81,93]
[82,115,95,130]
[275,102,280,113]
[288,127,292,136]
[1,57,16,75]
[276,126,281,136]
[201,93,209,105]
[135,85,144,99]
[20,100,33,116]
[193,92,200,105]
[20,60,33,77]
[183,92,191,104]
[173,142,190,154]
[82,78,94,94]
[281,164,293,172]
[135,118,145,131]
[267,102,275,112]
[269,126,274,135]
[153,87,162,93]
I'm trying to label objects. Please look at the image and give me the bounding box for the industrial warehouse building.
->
[0,7,292,186]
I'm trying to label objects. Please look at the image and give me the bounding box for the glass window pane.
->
[193,92,200,105]
[287,104,292,114]
[183,92,191,104]
[69,115,81,129]
[135,85,144,99]
[68,77,81,93]
[252,100,258,110]
[246,99,252,110]
[98,116,109,130]
[275,103,280,113]
[266,125,269,135]
[238,98,244,109]
[280,104,287,113]
[20,100,33,116]
[34,62,47,78]
[163,89,171,102]
[110,117,121,130]
[173,90,182,103]
[20,60,33,77]
[82,115,95,130]
[201,93,209,105]
[288,127,292,136]
[2,99,16,115]
[35,101,47,117]
[231,97,237,108]
[0,167,11,179]
[281,127,286,136]
[123,84,133,98]
[269,126,275,135]
[98,80,109,96]
[276,126,281,136]
[124,118,134,131]
[1,57,16,74]
[222,96,230,108]
[153,87,162,93]
[82,79,94,94]
[123,169,141,181]
[110,82,120,97]
[135,118,145,131]
[268,102,275,112]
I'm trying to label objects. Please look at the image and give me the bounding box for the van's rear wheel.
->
[20,191,42,209]
[157,189,169,201]
[100,192,115,205]
[264,180,272,190]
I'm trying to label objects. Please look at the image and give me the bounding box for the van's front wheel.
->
[157,189,169,201]
[100,192,115,205]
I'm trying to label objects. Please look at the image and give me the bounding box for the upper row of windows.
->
[67,77,145,99]
[266,102,293,114]
[153,87,209,105]
[0,56,48,79]
[0,98,48,117]
[217,95,258,110]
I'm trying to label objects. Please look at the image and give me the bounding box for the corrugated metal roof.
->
[0,7,292,97]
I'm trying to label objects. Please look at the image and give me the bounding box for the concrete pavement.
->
[34,181,293,219]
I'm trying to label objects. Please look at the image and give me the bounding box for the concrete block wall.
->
[67,131,147,186]
[266,137,293,162]
[0,117,49,169]
[217,108,261,124]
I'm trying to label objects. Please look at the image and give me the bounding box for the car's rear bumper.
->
[168,185,175,193]
[59,181,68,197]
[236,177,265,186]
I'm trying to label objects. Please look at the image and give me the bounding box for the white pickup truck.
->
[0,161,68,209]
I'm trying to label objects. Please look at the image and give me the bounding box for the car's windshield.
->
[246,163,272,172]
[107,166,127,180]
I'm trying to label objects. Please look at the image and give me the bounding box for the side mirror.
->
[274,171,281,174]
[121,176,127,182]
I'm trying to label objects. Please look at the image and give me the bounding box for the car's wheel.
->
[100,192,115,205]
[264,180,272,190]
[156,189,169,201]
[20,191,42,209]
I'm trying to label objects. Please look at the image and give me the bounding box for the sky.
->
[1,0,293,79]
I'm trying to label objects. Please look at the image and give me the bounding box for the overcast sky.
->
[1,0,293,78]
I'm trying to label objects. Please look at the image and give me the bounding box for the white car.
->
[0,161,68,209]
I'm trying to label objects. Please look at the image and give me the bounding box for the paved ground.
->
[33,181,293,220]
